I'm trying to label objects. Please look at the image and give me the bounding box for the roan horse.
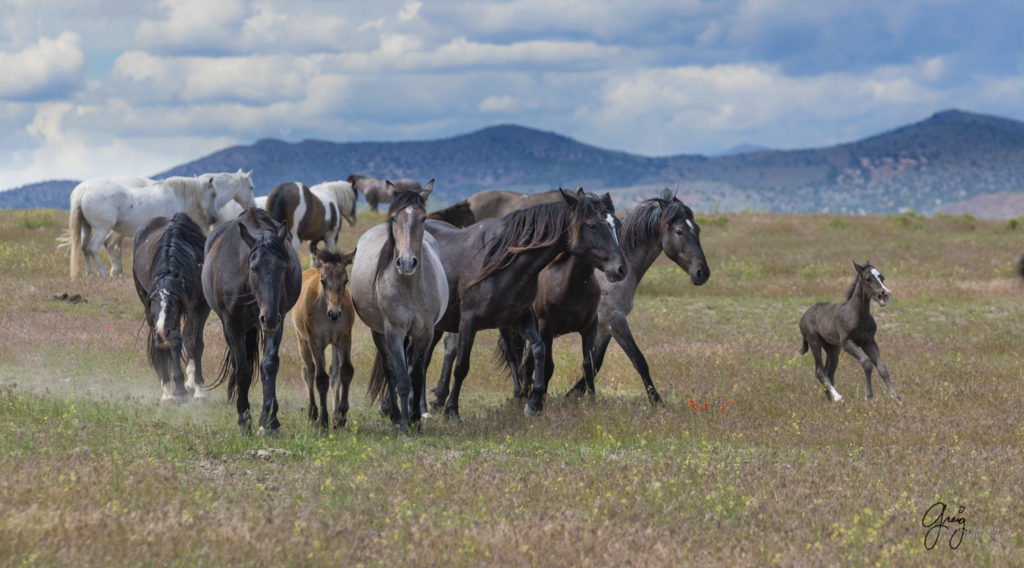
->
[132,213,211,403]
[69,175,219,279]
[293,244,357,429]
[351,181,447,433]
[266,180,358,258]
[203,208,302,433]
[425,188,627,420]
[347,174,423,211]
[798,261,901,402]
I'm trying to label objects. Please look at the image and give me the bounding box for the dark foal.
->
[798,261,901,402]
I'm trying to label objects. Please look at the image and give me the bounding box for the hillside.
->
[4,110,1024,215]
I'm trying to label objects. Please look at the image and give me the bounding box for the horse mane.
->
[621,189,693,254]
[374,189,427,283]
[315,247,347,266]
[161,176,210,200]
[845,262,875,301]
[467,197,584,287]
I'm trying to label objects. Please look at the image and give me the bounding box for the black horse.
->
[426,188,627,419]
[202,208,302,433]
[798,261,901,402]
[132,213,210,403]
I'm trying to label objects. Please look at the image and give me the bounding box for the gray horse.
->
[350,181,447,433]
[798,261,901,402]
[347,174,423,212]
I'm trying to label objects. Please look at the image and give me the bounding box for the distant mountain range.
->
[4,109,1024,217]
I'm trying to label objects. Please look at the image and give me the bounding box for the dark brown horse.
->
[132,212,210,403]
[293,245,357,429]
[426,188,627,420]
[202,208,303,434]
[799,261,901,402]
[347,175,423,211]
[265,180,357,259]
[427,200,476,227]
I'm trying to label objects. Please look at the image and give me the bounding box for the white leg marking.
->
[827,383,843,402]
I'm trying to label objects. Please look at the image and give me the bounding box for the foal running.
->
[798,261,901,402]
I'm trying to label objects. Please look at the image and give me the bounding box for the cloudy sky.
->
[1,0,1022,189]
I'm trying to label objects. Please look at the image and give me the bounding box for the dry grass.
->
[1,208,1022,566]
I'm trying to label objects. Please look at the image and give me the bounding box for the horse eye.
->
[586,222,597,229]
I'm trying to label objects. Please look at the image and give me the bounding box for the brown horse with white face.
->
[799,260,900,403]
[293,245,357,429]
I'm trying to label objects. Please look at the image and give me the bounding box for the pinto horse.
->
[132,213,210,403]
[293,245,357,429]
[352,181,447,433]
[347,175,423,212]
[799,261,901,402]
[265,180,358,259]
[203,208,302,434]
[425,188,627,419]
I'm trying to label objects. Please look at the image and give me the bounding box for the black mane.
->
[621,189,694,254]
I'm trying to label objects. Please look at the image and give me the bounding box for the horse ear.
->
[852,260,864,272]
[343,248,357,265]
[660,187,674,203]
[276,221,289,240]
[421,179,434,200]
[245,169,253,178]
[386,180,397,198]
[558,188,577,208]
[238,223,256,248]
[311,242,320,262]
[600,192,614,211]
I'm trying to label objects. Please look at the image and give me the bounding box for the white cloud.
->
[398,1,423,22]
[0,32,85,100]
[478,95,523,113]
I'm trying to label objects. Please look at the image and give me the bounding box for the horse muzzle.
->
[395,255,419,276]
[603,261,627,283]
[689,264,710,286]
[876,291,891,307]
[327,308,343,321]
[259,313,282,333]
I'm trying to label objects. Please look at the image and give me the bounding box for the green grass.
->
[1,208,1022,566]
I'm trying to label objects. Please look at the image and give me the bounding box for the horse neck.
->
[621,226,663,282]
[843,279,872,317]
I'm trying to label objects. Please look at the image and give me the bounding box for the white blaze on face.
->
[605,214,618,245]
[686,219,695,232]
[870,268,891,294]
[155,288,169,337]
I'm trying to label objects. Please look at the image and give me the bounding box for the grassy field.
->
[1,207,1022,566]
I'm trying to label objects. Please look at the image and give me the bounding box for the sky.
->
[2,0,1023,190]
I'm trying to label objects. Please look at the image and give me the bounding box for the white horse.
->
[69,170,255,277]
[69,176,219,279]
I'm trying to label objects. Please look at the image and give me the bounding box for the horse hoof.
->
[258,426,280,437]
[564,387,585,399]
[648,391,662,405]
[421,412,432,420]
[524,403,542,417]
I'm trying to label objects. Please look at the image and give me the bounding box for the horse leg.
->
[167,334,190,403]
[312,340,331,430]
[258,327,285,434]
[183,306,210,401]
[83,227,109,277]
[331,341,355,428]
[407,333,432,432]
[224,323,257,434]
[104,232,125,277]
[864,341,901,403]
[430,331,456,411]
[498,327,527,398]
[607,315,661,404]
[376,328,413,433]
[445,321,479,423]
[297,338,318,425]
[579,323,599,401]
[567,327,611,397]
[843,339,879,403]
[823,344,841,401]
[520,312,549,416]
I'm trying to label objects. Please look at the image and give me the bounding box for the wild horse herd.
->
[67,171,900,435]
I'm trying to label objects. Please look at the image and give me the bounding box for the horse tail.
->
[68,197,86,280]
[493,331,525,380]
[798,338,809,355]
[366,351,388,404]
[207,329,262,401]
